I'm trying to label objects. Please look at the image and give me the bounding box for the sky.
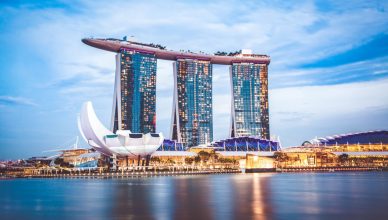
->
[0,0,387,160]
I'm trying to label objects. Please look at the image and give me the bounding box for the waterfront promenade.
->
[2,172,388,219]
[3,165,387,179]
[1,165,241,178]
[276,166,383,172]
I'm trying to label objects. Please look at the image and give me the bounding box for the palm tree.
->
[273,152,288,168]
[198,151,211,162]
[338,153,349,166]
[185,157,194,165]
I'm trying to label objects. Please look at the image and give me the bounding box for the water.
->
[1,172,387,220]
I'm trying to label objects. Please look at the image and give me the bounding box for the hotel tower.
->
[171,59,213,147]
[82,38,271,147]
[230,63,269,140]
[112,48,157,134]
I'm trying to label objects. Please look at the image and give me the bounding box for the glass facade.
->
[230,63,269,139]
[113,49,157,133]
[157,139,185,151]
[213,137,279,151]
[316,131,388,146]
[172,59,213,147]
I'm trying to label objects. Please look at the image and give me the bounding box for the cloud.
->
[270,56,388,88]
[4,0,387,92]
[301,33,388,68]
[271,78,388,118]
[373,70,388,75]
[270,78,388,146]
[0,96,38,107]
[0,0,387,159]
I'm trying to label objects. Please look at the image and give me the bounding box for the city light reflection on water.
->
[1,172,388,219]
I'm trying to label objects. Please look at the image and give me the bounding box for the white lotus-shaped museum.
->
[78,101,164,158]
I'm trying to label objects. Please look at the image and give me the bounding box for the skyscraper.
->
[112,49,157,133]
[82,38,271,144]
[171,59,213,147]
[230,63,269,139]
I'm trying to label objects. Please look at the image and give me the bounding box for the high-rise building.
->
[230,63,269,139]
[112,49,157,133]
[82,38,271,144]
[171,59,213,147]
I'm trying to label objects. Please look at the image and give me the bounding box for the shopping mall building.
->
[273,130,388,168]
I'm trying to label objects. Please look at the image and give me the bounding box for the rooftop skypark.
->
[82,38,270,65]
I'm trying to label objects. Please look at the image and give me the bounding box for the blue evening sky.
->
[0,0,387,159]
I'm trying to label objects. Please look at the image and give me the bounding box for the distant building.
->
[309,130,388,146]
[277,131,388,168]
[62,149,89,164]
[245,154,276,171]
[171,59,213,147]
[230,63,269,139]
[157,139,185,151]
[309,130,388,157]
[152,139,197,161]
[279,146,338,167]
[79,102,164,165]
[112,48,157,133]
[213,136,279,152]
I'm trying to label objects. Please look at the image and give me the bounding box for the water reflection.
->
[149,178,175,219]
[173,176,213,219]
[109,174,273,219]
[252,173,273,218]
[2,173,388,219]
[229,173,273,219]
[112,180,154,219]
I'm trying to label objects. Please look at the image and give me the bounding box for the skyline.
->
[1,0,388,159]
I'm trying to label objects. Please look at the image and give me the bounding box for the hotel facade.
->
[112,49,157,134]
[171,59,213,147]
[230,63,269,140]
[83,38,271,147]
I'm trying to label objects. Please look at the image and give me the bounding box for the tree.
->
[194,156,201,163]
[218,158,234,163]
[273,152,288,162]
[198,151,211,162]
[273,152,289,168]
[213,154,219,161]
[54,158,73,168]
[151,157,161,163]
[185,157,194,164]
[166,158,175,164]
[214,51,227,56]
[338,153,349,165]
